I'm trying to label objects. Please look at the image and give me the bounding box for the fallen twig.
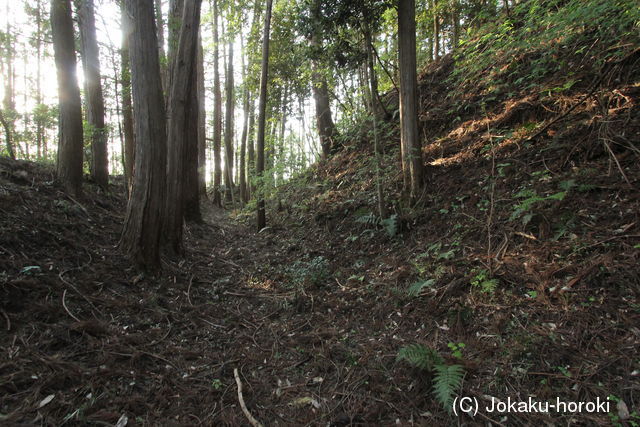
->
[62,289,81,322]
[234,368,263,427]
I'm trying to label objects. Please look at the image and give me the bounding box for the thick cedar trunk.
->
[256,0,273,230]
[183,30,202,223]
[197,34,207,197]
[212,0,222,206]
[398,0,424,201]
[224,39,235,203]
[120,0,167,270]
[164,0,202,251]
[121,1,135,192]
[78,0,108,189]
[166,0,182,101]
[51,0,84,196]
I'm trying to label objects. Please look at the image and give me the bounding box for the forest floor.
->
[2,53,640,427]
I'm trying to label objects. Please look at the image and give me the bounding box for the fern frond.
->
[397,344,444,370]
[355,212,379,227]
[381,214,398,237]
[433,364,465,412]
[407,279,437,297]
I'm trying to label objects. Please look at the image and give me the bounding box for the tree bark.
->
[398,0,424,201]
[51,0,84,196]
[78,0,109,189]
[120,0,167,271]
[256,0,273,230]
[211,0,222,207]
[247,98,255,199]
[2,3,16,160]
[164,0,202,251]
[224,39,235,203]
[155,0,167,92]
[36,0,44,160]
[197,33,207,197]
[366,26,387,219]
[120,1,135,193]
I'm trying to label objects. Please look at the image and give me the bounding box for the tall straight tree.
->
[120,0,167,270]
[78,0,108,189]
[223,38,235,203]
[35,0,45,159]
[1,3,16,160]
[398,0,424,201]
[164,0,202,252]
[120,0,135,192]
[51,0,84,196]
[197,32,207,197]
[182,26,203,223]
[211,0,222,206]
[256,0,273,230]
[239,34,249,203]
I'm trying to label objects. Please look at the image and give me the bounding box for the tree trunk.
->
[155,0,167,92]
[36,0,44,160]
[256,0,273,230]
[78,0,109,189]
[398,0,424,201]
[164,0,202,251]
[197,33,207,197]
[183,29,202,223]
[247,98,255,199]
[365,26,387,219]
[120,1,135,193]
[120,0,167,271]
[432,0,440,60]
[211,0,222,207]
[238,33,249,204]
[2,3,16,160]
[310,0,338,159]
[51,0,84,196]
[224,39,235,203]
[451,0,460,47]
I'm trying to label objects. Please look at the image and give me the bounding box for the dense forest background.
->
[1,0,639,425]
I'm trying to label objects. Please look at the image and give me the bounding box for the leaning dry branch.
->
[233,368,263,427]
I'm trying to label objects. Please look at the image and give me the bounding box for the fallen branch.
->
[62,289,81,322]
[233,368,263,427]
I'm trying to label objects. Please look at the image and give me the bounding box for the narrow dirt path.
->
[187,205,413,425]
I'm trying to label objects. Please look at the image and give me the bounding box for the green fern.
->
[407,279,437,297]
[355,212,379,227]
[397,344,465,412]
[381,214,398,237]
[433,364,465,412]
[397,343,444,371]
